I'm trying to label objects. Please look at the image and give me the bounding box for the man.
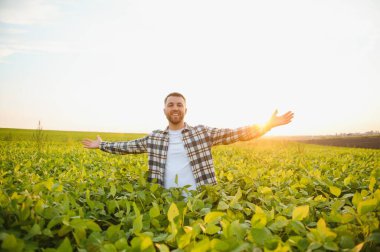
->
[82,92,294,190]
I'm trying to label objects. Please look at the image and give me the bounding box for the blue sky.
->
[0,0,379,135]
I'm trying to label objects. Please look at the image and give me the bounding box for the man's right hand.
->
[82,135,102,149]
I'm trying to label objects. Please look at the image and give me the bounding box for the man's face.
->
[164,96,187,125]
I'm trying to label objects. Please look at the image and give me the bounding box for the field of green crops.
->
[0,128,379,251]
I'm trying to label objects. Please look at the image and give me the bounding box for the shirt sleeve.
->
[206,125,270,146]
[99,136,148,154]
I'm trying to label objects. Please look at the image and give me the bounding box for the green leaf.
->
[110,184,116,197]
[331,200,345,211]
[73,227,86,245]
[290,236,309,251]
[317,218,337,241]
[204,212,225,224]
[268,216,288,232]
[251,228,272,247]
[125,183,133,193]
[192,238,210,252]
[314,195,327,202]
[107,200,118,214]
[42,228,53,237]
[358,198,378,215]
[57,237,72,252]
[25,223,41,240]
[106,224,121,240]
[153,233,168,242]
[324,241,339,251]
[251,212,267,228]
[226,173,234,181]
[1,234,17,250]
[87,231,104,247]
[290,220,306,235]
[150,183,159,193]
[308,242,322,250]
[167,203,179,222]
[177,232,192,248]
[369,176,376,192]
[258,186,272,195]
[35,200,45,215]
[367,232,380,244]
[133,215,143,234]
[292,205,309,221]
[86,220,101,232]
[344,176,352,186]
[115,238,128,250]
[339,235,355,249]
[329,186,341,197]
[205,224,221,235]
[139,236,153,250]
[352,191,362,207]
[58,225,72,237]
[217,201,229,210]
[149,203,160,218]
[265,237,280,250]
[102,244,117,252]
[155,243,170,252]
[210,239,230,251]
[133,203,140,216]
[192,199,205,211]
[227,220,247,240]
[44,179,54,191]
[375,189,380,201]
[230,187,242,206]
[341,213,354,224]
[69,219,86,229]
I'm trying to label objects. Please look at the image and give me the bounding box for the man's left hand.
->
[267,110,294,129]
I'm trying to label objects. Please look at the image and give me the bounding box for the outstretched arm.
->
[82,135,148,154]
[207,110,294,146]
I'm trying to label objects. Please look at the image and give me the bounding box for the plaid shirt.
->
[99,123,266,188]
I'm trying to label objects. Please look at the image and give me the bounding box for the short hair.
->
[164,92,186,104]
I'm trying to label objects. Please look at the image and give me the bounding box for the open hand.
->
[267,110,294,129]
[82,135,102,149]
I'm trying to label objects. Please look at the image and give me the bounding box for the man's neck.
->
[168,122,185,131]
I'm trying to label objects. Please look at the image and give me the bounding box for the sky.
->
[0,0,379,136]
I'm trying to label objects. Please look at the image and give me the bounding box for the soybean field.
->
[0,128,379,251]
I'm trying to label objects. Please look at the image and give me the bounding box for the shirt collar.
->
[163,122,191,134]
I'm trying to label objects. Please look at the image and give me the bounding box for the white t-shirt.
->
[164,129,197,190]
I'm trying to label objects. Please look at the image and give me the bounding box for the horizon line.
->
[1,126,379,138]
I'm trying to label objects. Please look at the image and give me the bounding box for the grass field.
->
[0,128,379,251]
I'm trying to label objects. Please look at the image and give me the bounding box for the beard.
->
[165,111,185,125]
